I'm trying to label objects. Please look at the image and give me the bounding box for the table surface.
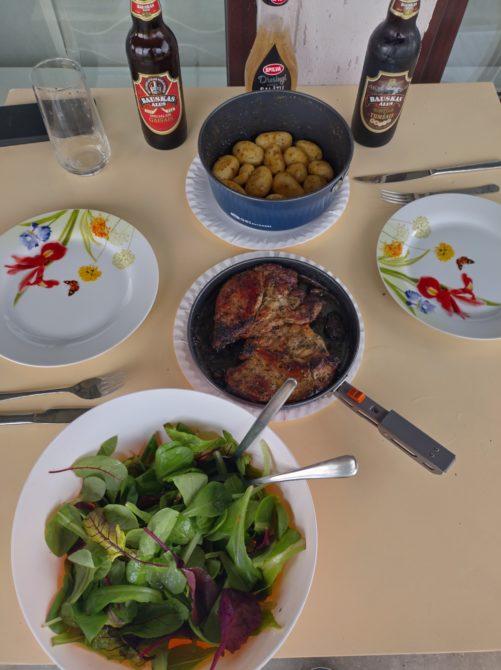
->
[1,82,501,664]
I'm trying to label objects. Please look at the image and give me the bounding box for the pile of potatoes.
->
[211,131,335,200]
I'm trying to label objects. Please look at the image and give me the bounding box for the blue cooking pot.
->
[197,90,354,232]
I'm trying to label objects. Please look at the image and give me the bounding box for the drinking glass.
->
[31,58,111,176]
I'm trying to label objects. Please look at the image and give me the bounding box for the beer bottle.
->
[244,0,298,92]
[126,0,187,150]
[351,0,421,147]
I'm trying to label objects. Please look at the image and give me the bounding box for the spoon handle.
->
[234,378,297,459]
[251,455,358,485]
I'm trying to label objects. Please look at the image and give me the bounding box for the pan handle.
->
[335,382,456,475]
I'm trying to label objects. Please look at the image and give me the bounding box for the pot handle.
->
[335,382,456,475]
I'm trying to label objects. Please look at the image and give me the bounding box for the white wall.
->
[292,0,437,85]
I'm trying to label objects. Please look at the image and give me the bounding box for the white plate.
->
[377,194,501,339]
[0,209,159,365]
[11,389,317,670]
[173,251,365,421]
[185,157,350,250]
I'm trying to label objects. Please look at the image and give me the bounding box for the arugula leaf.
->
[84,584,164,614]
[45,503,84,556]
[171,472,208,505]
[97,435,118,457]
[165,428,224,455]
[252,528,305,586]
[122,599,189,638]
[155,443,194,480]
[184,482,232,519]
[226,487,262,590]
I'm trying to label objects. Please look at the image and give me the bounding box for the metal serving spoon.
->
[250,455,358,485]
[233,378,298,459]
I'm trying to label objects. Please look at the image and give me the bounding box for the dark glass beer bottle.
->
[126,0,187,150]
[351,0,421,147]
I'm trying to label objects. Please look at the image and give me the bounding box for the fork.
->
[0,372,125,402]
[380,183,499,204]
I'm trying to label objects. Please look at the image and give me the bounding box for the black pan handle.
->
[335,382,456,475]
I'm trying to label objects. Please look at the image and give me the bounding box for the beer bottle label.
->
[262,0,289,5]
[131,0,162,20]
[133,72,183,135]
[359,71,411,133]
[251,45,292,91]
[389,0,420,19]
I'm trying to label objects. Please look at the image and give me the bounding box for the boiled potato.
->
[255,131,293,151]
[264,144,285,175]
[233,163,255,186]
[303,174,328,194]
[212,154,239,181]
[245,165,273,197]
[283,146,309,166]
[296,139,323,161]
[222,179,246,195]
[286,162,307,184]
[308,160,334,180]
[266,193,286,200]
[272,172,304,198]
[232,140,264,166]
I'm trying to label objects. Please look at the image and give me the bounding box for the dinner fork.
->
[380,183,499,204]
[0,372,125,402]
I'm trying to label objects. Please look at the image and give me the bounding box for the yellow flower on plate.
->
[384,240,404,258]
[435,242,455,262]
[78,264,102,282]
[90,215,110,239]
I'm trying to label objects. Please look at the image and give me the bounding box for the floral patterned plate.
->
[377,194,501,339]
[0,209,159,366]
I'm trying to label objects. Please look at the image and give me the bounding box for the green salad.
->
[44,423,305,670]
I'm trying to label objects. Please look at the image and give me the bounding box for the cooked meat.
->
[241,323,330,362]
[225,346,337,403]
[212,263,323,350]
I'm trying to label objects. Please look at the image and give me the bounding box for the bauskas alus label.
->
[360,71,411,133]
[252,45,291,91]
[133,72,183,135]
[131,0,161,20]
[389,0,420,19]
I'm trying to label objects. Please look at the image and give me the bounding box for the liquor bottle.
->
[126,0,187,150]
[244,0,298,92]
[351,0,421,147]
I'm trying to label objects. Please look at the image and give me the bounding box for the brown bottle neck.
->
[130,0,164,26]
[386,0,420,25]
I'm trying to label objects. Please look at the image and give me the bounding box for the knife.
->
[354,159,501,184]
[0,407,90,425]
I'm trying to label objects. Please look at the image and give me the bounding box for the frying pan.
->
[186,254,456,475]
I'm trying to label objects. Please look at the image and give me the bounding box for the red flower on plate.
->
[5,241,67,291]
[417,273,483,319]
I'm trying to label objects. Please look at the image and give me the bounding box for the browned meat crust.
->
[225,346,337,403]
[212,263,323,350]
[211,262,339,402]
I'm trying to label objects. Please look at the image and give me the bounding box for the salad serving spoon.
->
[250,455,358,485]
[233,378,298,459]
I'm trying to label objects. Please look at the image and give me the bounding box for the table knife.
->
[354,159,501,184]
[0,407,90,425]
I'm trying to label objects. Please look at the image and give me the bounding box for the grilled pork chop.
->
[212,263,323,351]
[226,326,338,402]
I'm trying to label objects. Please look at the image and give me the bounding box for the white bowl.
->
[11,389,317,670]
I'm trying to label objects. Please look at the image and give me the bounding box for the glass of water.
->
[31,58,111,176]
